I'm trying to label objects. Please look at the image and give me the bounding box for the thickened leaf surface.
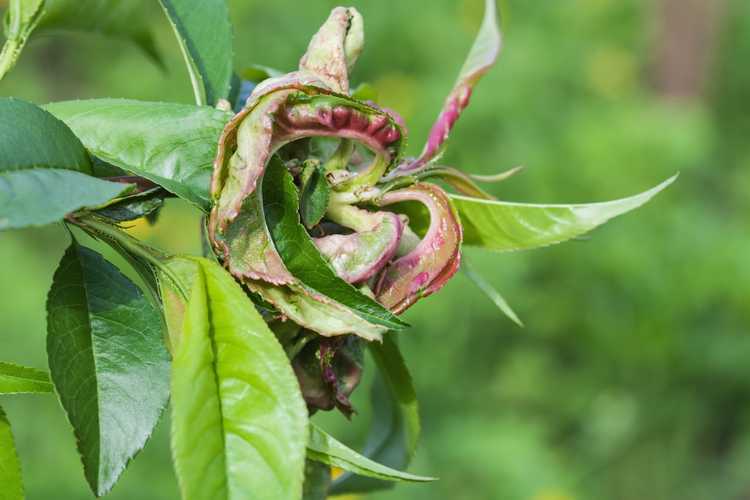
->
[47,241,170,496]
[0,405,24,500]
[453,176,677,251]
[158,0,234,105]
[0,362,53,394]
[262,157,407,330]
[160,257,308,500]
[46,99,232,210]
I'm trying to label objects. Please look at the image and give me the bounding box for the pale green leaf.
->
[308,424,435,484]
[453,176,678,252]
[160,257,308,500]
[0,405,24,500]
[0,362,52,395]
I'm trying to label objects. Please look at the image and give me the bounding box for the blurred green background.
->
[2,0,750,499]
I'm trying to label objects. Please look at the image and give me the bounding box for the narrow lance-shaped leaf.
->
[331,334,421,494]
[453,175,678,252]
[387,0,501,178]
[263,156,408,330]
[159,257,308,500]
[158,0,234,105]
[46,99,233,211]
[47,240,170,496]
[461,258,523,326]
[308,424,435,484]
[0,405,24,500]
[0,98,130,230]
[0,362,53,395]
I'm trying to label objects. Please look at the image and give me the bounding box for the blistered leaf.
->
[462,258,523,326]
[0,362,53,394]
[46,99,232,211]
[375,183,463,314]
[314,204,403,283]
[308,424,435,484]
[159,257,308,500]
[158,0,234,105]
[388,0,501,177]
[453,176,678,252]
[0,405,24,500]
[299,7,364,93]
[331,334,421,494]
[0,98,130,230]
[47,241,170,496]
[263,156,407,331]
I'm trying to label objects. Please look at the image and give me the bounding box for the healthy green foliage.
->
[307,424,435,484]
[331,334,421,494]
[0,405,24,500]
[47,240,170,496]
[160,257,308,500]
[0,98,130,230]
[461,258,523,326]
[46,99,232,211]
[453,175,678,252]
[300,164,331,229]
[263,157,407,331]
[0,362,52,394]
[158,0,234,106]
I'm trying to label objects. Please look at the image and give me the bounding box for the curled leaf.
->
[315,204,404,283]
[387,0,501,178]
[375,183,463,314]
[299,7,364,93]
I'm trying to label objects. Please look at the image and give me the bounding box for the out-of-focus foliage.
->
[1,0,749,499]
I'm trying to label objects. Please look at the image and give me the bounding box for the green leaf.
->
[1,0,161,81]
[158,0,234,106]
[0,405,24,500]
[95,189,165,223]
[302,459,331,500]
[461,258,523,326]
[46,99,233,211]
[0,98,130,230]
[453,175,678,252]
[300,164,331,229]
[159,257,308,500]
[262,157,408,330]
[308,424,435,484]
[46,240,170,496]
[0,362,53,395]
[331,334,421,494]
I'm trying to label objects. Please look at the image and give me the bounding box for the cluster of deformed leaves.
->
[0,1,675,499]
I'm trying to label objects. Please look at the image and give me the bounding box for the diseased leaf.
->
[46,99,232,211]
[158,0,234,105]
[387,0,501,177]
[0,98,130,230]
[308,424,435,484]
[453,176,678,252]
[0,362,53,394]
[462,258,523,326]
[47,241,170,496]
[159,257,308,500]
[0,405,24,500]
[263,156,407,330]
[331,334,421,494]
